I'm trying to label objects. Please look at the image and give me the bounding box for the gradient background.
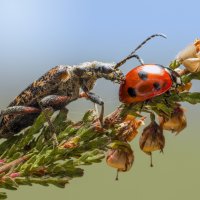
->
[0,0,200,199]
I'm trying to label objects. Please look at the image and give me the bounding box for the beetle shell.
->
[119,64,173,103]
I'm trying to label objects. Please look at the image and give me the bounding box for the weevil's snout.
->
[113,68,125,84]
[103,67,125,84]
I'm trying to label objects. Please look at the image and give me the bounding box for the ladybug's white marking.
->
[140,65,164,75]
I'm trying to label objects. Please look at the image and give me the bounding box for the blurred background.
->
[0,0,199,199]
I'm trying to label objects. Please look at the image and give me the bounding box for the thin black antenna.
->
[114,33,167,69]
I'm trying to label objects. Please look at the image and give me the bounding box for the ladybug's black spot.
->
[138,70,148,80]
[153,82,161,91]
[127,87,137,97]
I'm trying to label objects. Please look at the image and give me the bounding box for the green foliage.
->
[0,109,110,199]
[1,61,200,199]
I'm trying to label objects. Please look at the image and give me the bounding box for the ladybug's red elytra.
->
[119,64,181,103]
[113,34,181,104]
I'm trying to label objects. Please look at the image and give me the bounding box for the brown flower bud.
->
[139,121,165,166]
[159,105,187,134]
[176,39,200,73]
[106,141,134,179]
[59,136,80,149]
[118,115,146,142]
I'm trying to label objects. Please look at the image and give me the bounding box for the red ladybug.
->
[113,34,181,104]
[119,64,181,104]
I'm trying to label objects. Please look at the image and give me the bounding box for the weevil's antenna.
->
[114,33,167,69]
[114,54,144,68]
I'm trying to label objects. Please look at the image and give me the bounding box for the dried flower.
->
[159,105,187,134]
[106,141,134,180]
[139,121,165,166]
[59,136,80,149]
[175,39,200,73]
[177,82,192,92]
[119,115,145,142]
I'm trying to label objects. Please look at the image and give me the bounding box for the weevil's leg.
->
[0,106,41,116]
[85,92,104,126]
[37,100,58,147]
[39,95,73,146]
[79,92,99,116]
[40,95,72,110]
[79,91,104,126]
[94,103,99,116]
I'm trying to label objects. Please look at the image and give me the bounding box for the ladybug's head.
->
[165,68,182,87]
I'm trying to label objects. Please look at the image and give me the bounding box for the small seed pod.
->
[106,141,134,180]
[176,39,200,73]
[159,105,187,134]
[139,121,165,167]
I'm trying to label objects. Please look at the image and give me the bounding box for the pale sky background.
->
[0,0,200,200]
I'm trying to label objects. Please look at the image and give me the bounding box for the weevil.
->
[0,61,124,138]
[0,34,166,138]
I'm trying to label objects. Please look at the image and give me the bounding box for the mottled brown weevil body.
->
[0,61,123,138]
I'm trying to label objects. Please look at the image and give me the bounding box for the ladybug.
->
[113,34,182,104]
[119,64,181,104]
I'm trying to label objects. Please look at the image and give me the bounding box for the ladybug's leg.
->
[165,90,171,97]
[163,91,171,106]
[80,91,104,126]
[139,100,150,112]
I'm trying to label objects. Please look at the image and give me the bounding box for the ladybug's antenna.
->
[114,33,167,69]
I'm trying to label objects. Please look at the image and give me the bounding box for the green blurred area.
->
[2,104,200,200]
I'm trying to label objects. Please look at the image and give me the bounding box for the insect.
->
[0,62,124,138]
[118,39,182,104]
[0,34,166,139]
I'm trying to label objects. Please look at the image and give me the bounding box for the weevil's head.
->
[73,61,124,84]
[94,62,124,84]
[101,68,124,84]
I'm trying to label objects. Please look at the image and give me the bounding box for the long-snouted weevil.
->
[0,34,166,138]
